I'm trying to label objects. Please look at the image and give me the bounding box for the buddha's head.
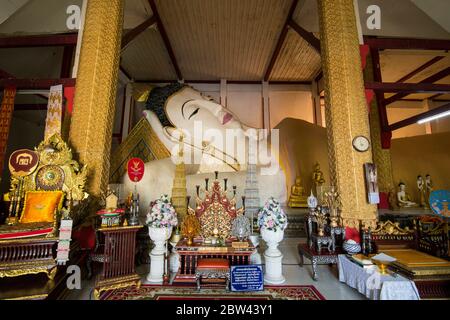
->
[295,177,302,185]
[399,182,406,191]
[143,83,267,171]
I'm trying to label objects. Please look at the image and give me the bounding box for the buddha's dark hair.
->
[145,83,186,127]
[398,182,405,186]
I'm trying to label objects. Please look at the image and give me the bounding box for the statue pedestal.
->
[264,252,285,284]
[147,252,165,284]
[261,229,285,284]
[146,227,172,284]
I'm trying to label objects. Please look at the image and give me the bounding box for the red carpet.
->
[100,284,326,300]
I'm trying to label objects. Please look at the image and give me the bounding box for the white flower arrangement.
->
[146,195,178,228]
[257,197,288,232]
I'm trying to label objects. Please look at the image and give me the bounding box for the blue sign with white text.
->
[230,265,264,292]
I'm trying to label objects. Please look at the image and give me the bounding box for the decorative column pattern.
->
[364,53,395,194]
[172,162,187,221]
[0,87,16,174]
[318,0,377,228]
[68,0,124,197]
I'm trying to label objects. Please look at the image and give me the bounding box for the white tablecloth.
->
[338,255,420,300]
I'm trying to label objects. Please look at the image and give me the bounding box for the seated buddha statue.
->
[397,182,418,208]
[312,163,325,189]
[288,176,308,208]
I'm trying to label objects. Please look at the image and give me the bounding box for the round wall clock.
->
[352,136,370,152]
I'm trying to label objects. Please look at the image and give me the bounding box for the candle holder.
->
[224,178,228,191]
[196,185,200,197]
[233,186,237,197]
[215,171,219,180]
[186,195,191,208]
[205,178,209,191]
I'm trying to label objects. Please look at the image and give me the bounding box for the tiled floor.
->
[64,238,366,300]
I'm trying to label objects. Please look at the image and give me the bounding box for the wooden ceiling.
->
[120,0,321,82]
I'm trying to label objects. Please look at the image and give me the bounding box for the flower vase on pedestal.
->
[261,228,285,284]
[147,226,172,284]
[145,195,178,284]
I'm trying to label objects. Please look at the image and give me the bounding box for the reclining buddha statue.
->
[120,83,286,220]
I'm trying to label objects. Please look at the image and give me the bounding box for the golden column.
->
[364,53,395,194]
[69,0,124,197]
[318,0,377,228]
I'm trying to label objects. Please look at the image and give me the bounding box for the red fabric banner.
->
[63,86,75,115]
[0,87,16,173]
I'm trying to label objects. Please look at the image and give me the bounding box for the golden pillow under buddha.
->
[20,191,64,224]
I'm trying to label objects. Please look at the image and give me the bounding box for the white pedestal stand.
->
[261,228,285,284]
[147,227,172,284]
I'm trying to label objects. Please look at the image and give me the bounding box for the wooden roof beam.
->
[121,16,157,50]
[0,78,76,89]
[0,33,77,48]
[365,81,450,94]
[288,20,321,53]
[264,0,299,82]
[389,102,450,131]
[148,0,182,80]
[364,36,450,50]
[383,67,450,105]
[396,56,444,83]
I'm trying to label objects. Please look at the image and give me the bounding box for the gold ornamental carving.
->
[110,118,170,183]
[69,0,125,197]
[318,0,377,227]
[94,275,141,300]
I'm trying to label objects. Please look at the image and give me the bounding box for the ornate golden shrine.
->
[189,180,243,240]
[0,134,88,279]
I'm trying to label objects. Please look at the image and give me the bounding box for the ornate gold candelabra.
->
[324,186,341,228]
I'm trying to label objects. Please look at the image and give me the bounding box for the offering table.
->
[173,238,255,284]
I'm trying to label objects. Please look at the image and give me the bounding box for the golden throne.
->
[0,134,88,279]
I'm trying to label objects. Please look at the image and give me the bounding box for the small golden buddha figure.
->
[397,182,418,208]
[181,209,201,245]
[288,176,308,208]
[312,163,325,189]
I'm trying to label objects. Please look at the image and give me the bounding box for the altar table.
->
[173,239,255,283]
[338,255,420,300]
